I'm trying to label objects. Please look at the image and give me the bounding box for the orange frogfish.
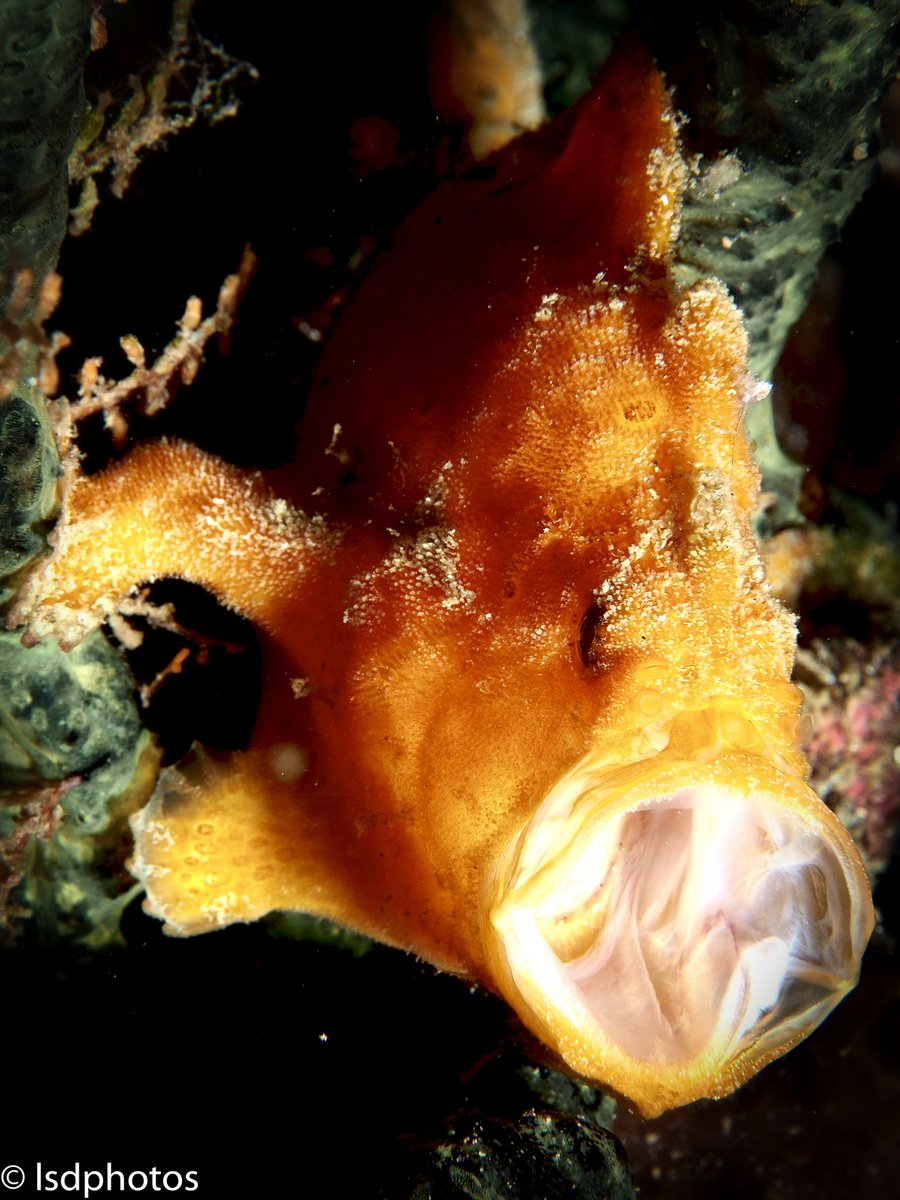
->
[13,48,873,1117]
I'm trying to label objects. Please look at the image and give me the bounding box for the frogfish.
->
[13,48,873,1117]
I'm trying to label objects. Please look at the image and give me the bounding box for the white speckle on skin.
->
[343,477,476,627]
[534,291,562,323]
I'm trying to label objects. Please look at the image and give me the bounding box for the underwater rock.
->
[0,628,157,944]
[378,1111,634,1200]
[0,0,91,307]
[0,394,60,605]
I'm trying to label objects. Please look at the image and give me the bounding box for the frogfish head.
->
[485,733,874,1118]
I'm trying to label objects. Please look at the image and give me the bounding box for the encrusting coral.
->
[10,48,873,1117]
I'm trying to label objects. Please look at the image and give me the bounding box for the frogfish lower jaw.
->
[485,736,874,1118]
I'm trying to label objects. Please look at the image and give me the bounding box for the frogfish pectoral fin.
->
[9,439,337,647]
[129,748,358,937]
[485,750,874,1118]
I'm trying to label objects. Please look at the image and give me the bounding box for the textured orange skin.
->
[14,50,872,1115]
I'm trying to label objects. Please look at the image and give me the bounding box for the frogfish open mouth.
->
[488,741,870,1114]
[12,47,874,1118]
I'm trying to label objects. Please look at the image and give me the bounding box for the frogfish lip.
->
[484,749,875,1118]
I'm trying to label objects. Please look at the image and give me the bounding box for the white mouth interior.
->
[499,786,858,1067]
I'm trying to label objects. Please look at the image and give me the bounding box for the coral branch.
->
[0,271,69,402]
[0,785,66,926]
[66,247,256,444]
[69,0,259,235]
